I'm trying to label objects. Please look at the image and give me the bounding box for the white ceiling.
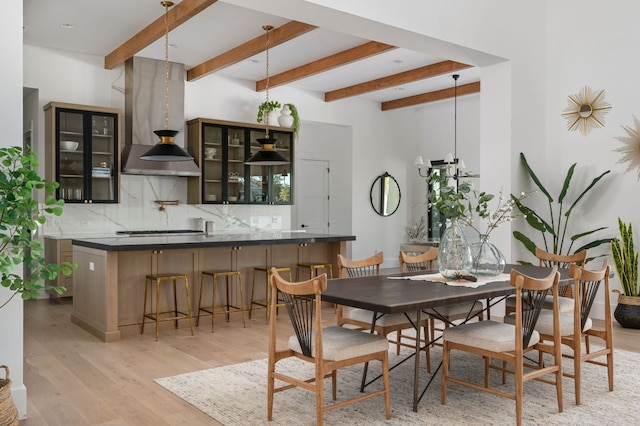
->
[23,0,481,105]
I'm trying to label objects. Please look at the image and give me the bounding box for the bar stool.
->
[249,266,292,321]
[141,273,194,341]
[297,261,334,280]
[197,270,246,332]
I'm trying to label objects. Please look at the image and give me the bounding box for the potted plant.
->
[611,217,640,328]
[256,100,282,126]
[1,146,75,308]
[278,103,300,137]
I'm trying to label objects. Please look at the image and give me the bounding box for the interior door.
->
[296,159,329,234]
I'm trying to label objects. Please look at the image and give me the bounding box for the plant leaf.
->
[565,170,611,216]
[520,152,553,202]
[557,163,576,203]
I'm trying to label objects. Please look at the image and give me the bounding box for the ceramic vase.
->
[278,104,294,128]
[470,234,506,276]
[438,220,473,279]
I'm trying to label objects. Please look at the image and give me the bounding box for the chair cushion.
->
[288,326,389,361]
[505,294,574,313]
[348,308,417,327]
[442,320,540,352]
[425,301,484,319]
[517,310,592,336]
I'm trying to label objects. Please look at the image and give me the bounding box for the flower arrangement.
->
[427,171,473,223]
[405,216,427,242]
[467,189,531,237]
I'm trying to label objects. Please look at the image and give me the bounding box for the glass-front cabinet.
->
[44,102,120,204]
[186,118,293,205]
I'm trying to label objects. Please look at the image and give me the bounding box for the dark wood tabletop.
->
[321,264,570,314]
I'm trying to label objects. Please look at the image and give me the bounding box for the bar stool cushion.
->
[288,325,389,361]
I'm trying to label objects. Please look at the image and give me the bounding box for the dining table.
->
[320,264,572,411]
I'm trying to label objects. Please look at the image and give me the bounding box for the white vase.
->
[278,105,294,128]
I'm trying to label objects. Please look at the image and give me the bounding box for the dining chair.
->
[337,253,430,369]
[532,263,613,405]
[441,268,563,426]
[267,269,391,425]
[505,248,587,315]
[399,249,485,353]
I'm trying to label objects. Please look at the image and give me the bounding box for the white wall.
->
[1,0,26,418]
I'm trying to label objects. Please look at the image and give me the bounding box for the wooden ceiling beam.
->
[324,60,471,102]
[104,0,218,70]
[381,81,481,111]
[255,41,396,91]
[187,21,317,82]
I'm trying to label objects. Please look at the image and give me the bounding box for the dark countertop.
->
[71,232,356,252]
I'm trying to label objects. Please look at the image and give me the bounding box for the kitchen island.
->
[70,232,355,342]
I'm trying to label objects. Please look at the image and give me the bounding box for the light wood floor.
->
[21,298,640,425]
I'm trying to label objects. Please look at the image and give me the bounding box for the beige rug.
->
[155,343,636,425]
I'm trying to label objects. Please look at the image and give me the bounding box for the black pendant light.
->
[141,1,193,162]
[245,25,289,166]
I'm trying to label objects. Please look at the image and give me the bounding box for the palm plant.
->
[611,218,639,297]
[512,152,611,264]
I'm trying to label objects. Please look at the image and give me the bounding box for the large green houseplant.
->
[611,217,640,328]
[512,152,611,264]
[0,146,74,309]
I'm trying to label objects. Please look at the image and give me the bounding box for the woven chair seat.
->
[443,320,540,353]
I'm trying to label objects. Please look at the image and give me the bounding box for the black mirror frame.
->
[370,171,401,217]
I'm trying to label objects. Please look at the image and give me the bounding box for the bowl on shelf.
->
[60,141,79,151]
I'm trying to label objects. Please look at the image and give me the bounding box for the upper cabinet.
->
[186,118,293,205]
[44,102,121,204]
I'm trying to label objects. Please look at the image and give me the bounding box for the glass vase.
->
[470,234,506,276]
[438,220,473,279]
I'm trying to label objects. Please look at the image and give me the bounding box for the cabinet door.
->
[89,112,119,203]
[247,129,293,205]
[201,124,223,203]
[226,126,247,203]
[56,109,85,202]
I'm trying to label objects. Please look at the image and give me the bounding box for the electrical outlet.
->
[89,261,95,271]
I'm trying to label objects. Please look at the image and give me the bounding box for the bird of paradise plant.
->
[512,152,611,264]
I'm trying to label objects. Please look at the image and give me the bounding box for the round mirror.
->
[370,172,401,216]
[579,103,593,118]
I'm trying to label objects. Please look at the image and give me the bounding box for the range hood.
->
[122,56,200,176]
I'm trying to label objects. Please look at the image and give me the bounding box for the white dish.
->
[60,141,79,151]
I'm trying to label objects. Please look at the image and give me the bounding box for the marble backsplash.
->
[41,174,291,237]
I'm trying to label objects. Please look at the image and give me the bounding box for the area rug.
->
[155,345,637,425]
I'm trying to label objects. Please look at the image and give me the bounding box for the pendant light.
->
[415,74,467,179]
[141,1,193,162]
[245,25,290,166]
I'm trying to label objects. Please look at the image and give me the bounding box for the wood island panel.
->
[70,236,351,341]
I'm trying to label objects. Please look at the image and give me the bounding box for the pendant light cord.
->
[162,1,172,131]
[453,74,458,161]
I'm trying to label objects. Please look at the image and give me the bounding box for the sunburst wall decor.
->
[614,116,640,181]
[561,85,612,136]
